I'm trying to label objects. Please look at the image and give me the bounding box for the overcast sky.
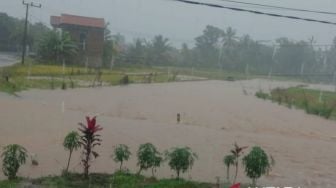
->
[1,0,336,47]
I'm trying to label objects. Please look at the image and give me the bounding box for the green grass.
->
[0,60,175,94]
[1,59,313,95]
[0,172,217,188]
[257,86,336,119]
[0,179,20,188]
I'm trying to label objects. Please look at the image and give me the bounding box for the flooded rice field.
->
[1,79,336,187]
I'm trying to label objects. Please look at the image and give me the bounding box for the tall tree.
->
[38,30,77,63]
[149,35,170,65]
[195,25,224,67]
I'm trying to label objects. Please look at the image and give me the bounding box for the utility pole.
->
[21,0,41,65]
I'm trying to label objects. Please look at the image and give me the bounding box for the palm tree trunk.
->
[233,162,238,184]
[119,161,123,171]
[226,166,230,183]
[65,150,73,173]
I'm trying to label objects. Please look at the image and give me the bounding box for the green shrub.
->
[255,91,269,100]
[302,98,309,113]
[137,143,162,176]
[223,155,235,183]
[113,144,131,171]
[147,179,212,188]
[277,96,282,105]
[320,102,334,119]
[63,131,81,174]
[120,75,129,85]
[165,147,197,179]
[242,146,272,186]
[1,144,28,180]
[112,171,144,188]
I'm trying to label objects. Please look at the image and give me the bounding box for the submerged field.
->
[0,80,336,187]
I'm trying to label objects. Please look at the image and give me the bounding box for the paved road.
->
[0,52,19,67]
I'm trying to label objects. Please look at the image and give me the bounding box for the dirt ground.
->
[0,80,336,188]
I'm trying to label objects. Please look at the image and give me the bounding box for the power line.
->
[217,0,336,15]
[172,0,336,26]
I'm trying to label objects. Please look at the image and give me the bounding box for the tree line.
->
[106,25,336,77]
[2,12,336,77]
[0,13,49,52]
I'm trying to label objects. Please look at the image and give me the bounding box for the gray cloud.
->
[1,0,336,46]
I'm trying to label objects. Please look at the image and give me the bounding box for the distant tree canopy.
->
[0,12,49,52]
[2,12,336,76]
[112,25,336,76]
[37,30,77,63]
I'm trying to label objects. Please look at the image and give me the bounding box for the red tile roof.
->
[50,14,105,29]
[50,16,61,27]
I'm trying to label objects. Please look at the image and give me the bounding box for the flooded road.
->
[0,80,336,187]
[0,52,18,67]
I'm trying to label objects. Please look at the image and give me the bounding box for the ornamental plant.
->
[1,144,28,180]
[230,143,248,184]
[165,147,197,179]
[63,131,81,173]
[136,143,162,176]
[223,154,235,183]
[113,144,131,171]
[78,116,103,179]
[242,146,272,186]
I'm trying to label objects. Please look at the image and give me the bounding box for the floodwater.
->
[0,79,336,188]
[0,52,18,67]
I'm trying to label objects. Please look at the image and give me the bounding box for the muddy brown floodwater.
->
[0,80,336,188]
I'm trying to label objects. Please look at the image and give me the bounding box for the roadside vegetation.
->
[0,116,274,188]
[0,61,180,94]
[256,86,336,119]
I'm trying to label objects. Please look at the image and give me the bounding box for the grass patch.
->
[0,179,20,188]
[255,90,270,100]
[257,86,336,119]
[0,60,173,94]
[0,172,221,188]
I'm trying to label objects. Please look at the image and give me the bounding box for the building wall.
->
[61,24,104,67]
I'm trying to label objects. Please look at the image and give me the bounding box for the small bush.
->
[112,171,144,188]
[277,96,282,105]
[63,131,81,173]
[113,144,131,171]
[61,82,67,90]
[165,147,197,179]
[255,91,269,100]
[1,144,28,180]
[120,75,129,85]
[242,146,272,186]
[223,155,235,183]
[137,143,162,176]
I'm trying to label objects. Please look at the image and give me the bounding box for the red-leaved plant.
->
[78,116,103,179]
